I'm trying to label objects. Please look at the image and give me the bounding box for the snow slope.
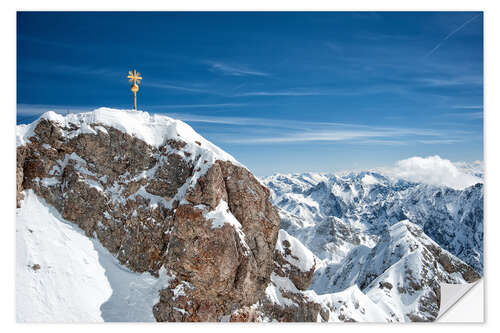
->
[16,190,111,322]
[16,190,172,322]
[306,285,392,322]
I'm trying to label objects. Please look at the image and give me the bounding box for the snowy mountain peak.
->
[17,107,240,167]
[16,108,281,322]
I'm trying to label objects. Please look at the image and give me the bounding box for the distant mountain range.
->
[262,168,483,275]
[261,167,483,321]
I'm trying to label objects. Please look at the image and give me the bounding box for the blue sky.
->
[17,12,483,176]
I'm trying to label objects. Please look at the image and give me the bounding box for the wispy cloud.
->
[227,127,447,144]
[234,90,323,97]
[444,112,483,120]
[19,61,121,78]
[417,139,461,144]
[424,14,480,58]
[356,139,408,146]
[145,81,325,98]
[171,113,453,145]
[144,81,216,94]
[452,105,483,109]
[17,105,467,148]
[356,32,412,41]
[418,76,482,87]
[165,113,423,132]
[146,103,247,110]
[233,84,410,99]
[164,113,310,128]
[207,61,270,77]
[325,42,344,55]
[232,130,389,144]
[17,104,96,117]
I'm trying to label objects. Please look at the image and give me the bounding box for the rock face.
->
[154,161,280,321]
[16,109,280,322]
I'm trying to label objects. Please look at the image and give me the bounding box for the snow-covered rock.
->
[274,229,317,290]
[16,108,280,322]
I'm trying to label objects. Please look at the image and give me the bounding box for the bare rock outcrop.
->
[152,159,280,321]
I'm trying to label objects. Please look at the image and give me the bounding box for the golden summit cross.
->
[127,69,142,110]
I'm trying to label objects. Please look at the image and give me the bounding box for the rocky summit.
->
[16,108,482,323]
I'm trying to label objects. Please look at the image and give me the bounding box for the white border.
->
[2,1,498,332]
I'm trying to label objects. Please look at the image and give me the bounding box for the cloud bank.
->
[388,155,482,190]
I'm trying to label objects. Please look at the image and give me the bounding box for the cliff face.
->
[16,108,280,321]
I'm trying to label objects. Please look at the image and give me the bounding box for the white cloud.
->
[388,155,482,190]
